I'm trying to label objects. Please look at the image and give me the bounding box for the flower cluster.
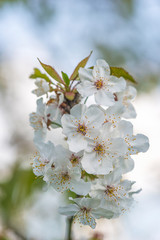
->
[29,54,149,229]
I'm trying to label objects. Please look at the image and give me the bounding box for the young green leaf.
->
[70,51,93,80]
[110,67,137,84]
[61,71,70,86]
[38,58,64,84]
[29,68,51,83]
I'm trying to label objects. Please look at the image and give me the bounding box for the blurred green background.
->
[0,0,160,239]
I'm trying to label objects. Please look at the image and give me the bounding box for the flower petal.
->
[59,204,79,216]
[108,76,126,93]
[70,179,91,196]
[96,59,110,75]
[92,208,114,219]
[95,89,115,106]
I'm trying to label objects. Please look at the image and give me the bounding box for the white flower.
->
[113,155,135,174]
[103,102,125,128]
[115,120,149,155]
[29,98,47,139]
[61,104,105,152]
[59,197,114,229]
[45,145,90,195]
[89,170,136,215]
[81,123,127,175]
[47,101,62,129]
[77,59,126,106]
[116,86,137,118]
[112,120,149,173]
[32,141,55,177]
[32,79,50,96]
[47,93,64,129]
[30,98,62,141]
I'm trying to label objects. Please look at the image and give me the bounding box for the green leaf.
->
[0,161,44,225]
[38,58,64,84]
[61,71,70,86]
[110,67,137,84]
[29,68,51,83]
[70,51,93,80]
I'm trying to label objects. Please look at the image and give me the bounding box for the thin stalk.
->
[84,97,88,104]
[50,121,62,128]
[66,216,73,240]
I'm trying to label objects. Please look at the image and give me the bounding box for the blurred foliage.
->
[115,0,134,19]
[97,45,160,92]
[0,161,44,231]
[0,0,55,24]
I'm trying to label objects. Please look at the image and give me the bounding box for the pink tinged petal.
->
[59,204,79,216]
[70,179,91,196]
[96,59,110,75]
[108,76,126,93]
[95,89,115,106]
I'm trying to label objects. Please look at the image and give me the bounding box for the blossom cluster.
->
[29,56,149,229]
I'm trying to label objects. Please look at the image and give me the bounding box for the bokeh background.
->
[0,0,160,239]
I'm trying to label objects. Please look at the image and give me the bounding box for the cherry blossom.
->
[32,79,50,97]
[44,145,91,195]
[61,104,105,152]
[81,123,127,174]
[77,59,126,106]
[59,197,114,229]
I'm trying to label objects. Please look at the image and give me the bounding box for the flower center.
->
[105,185,115,195]
[80,207,91,214]
[94,143,105,155]
[77,123,87,136]
[95,79,103,90]
[113,93,118,101]
[51,163,55,169]
[70,154,80,166]
[61,171,70,182]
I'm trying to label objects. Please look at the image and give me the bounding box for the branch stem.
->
[66,216,73,240]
